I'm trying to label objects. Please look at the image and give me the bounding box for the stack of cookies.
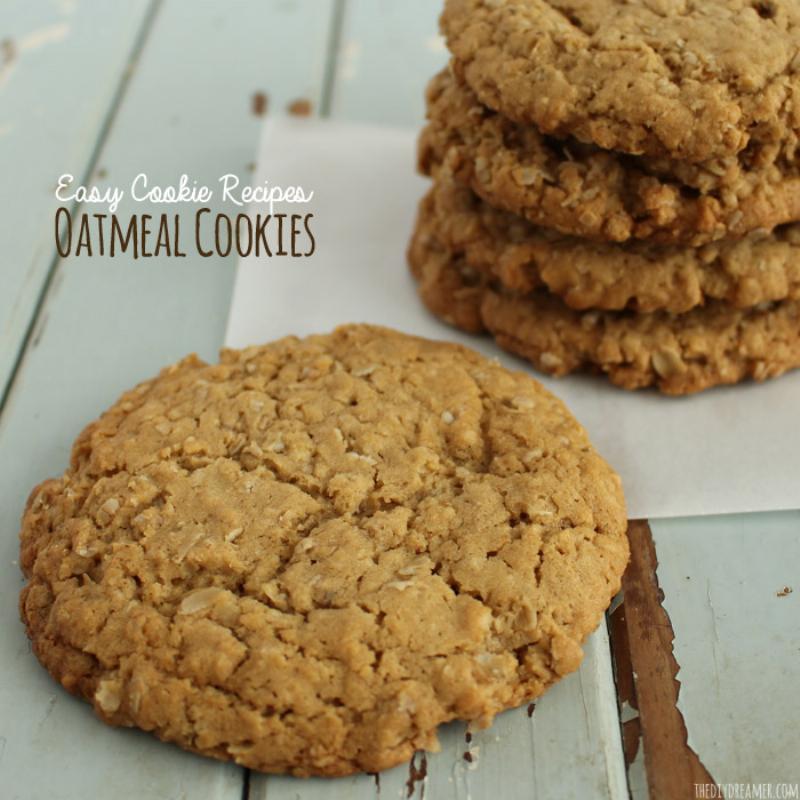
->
[409,0,800,395]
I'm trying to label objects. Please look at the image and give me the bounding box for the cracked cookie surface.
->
[420,70,800,244]
[409,224,800,394]
[420,173,800,314]
[19,325,628,776]
[441,0,800,164]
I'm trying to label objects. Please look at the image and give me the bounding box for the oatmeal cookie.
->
[19,325,628,776]
[420,70,800,244]
[409,223,800,394]
[418,173,800,313]
[441,0,800,163]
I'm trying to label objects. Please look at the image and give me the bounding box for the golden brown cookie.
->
[420,173,800,314]
[409,224,800,394]
[19,325,628,776]
[420,70,800,244]
[441,0,800,164]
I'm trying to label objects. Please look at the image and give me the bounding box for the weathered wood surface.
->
[0,0,155,402]
[2,0,798,797]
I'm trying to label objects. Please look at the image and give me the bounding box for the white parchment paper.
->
[226,116,800,520]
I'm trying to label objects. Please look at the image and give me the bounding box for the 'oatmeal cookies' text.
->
[54,208,316,259]
[52,172,316,259]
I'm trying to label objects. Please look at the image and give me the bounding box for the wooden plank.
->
[328,0,448,126]
[611,521,716,800]
[651,512,800,787]
[0,0,154,404]
[0,2,336,798]
[251,624,627,800]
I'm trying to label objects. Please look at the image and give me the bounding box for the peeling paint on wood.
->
[653,513,800,786]
[616,520,717,800]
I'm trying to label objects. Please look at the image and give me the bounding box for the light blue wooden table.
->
[1,2,797,798]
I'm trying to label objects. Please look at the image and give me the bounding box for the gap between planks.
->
[319,0,347,117]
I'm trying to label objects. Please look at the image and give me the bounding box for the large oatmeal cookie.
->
[19,325,628,776]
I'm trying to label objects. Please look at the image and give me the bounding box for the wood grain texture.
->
[0,0,155,405]
[0,2,335,797]
[652,513,800,786]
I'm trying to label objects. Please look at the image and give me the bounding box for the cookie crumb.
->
[1,39,15,65]
[251,91,268,117]
[287,98,312,117]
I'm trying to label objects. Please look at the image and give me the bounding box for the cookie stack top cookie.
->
[411,0,800,393]
[427,0,800,243]
[442,0,800,164]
